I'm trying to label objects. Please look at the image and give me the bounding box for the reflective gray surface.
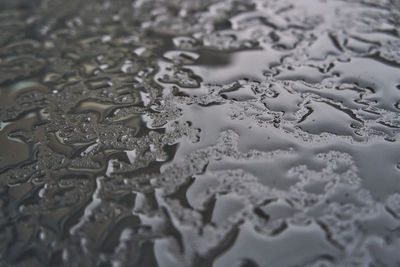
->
[1,0,400,266]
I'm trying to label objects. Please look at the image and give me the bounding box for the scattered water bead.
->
[386,193,400,219]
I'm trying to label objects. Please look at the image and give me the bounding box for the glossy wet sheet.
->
[1,0,400,266]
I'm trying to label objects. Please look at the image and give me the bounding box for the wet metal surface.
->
[1,0,400,266]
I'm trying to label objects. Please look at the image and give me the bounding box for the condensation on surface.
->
[0,0,400,266]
